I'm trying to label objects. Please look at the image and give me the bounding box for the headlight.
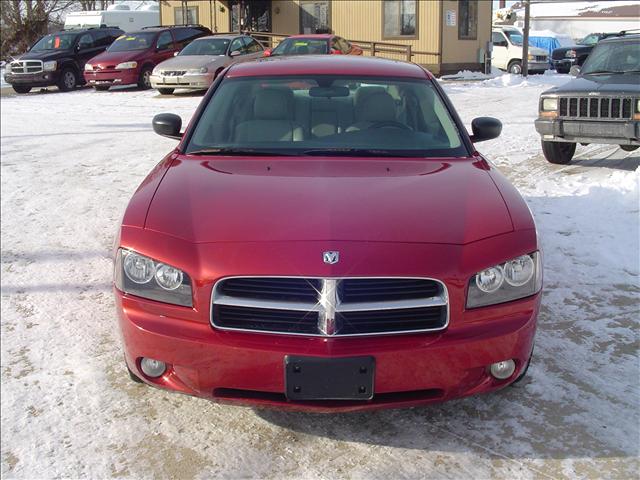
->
[541,97,558,111]
[527,54,534,61]
[43,61,57,71]
[116,61,137,69]
[114,249,193,307]
[467,252,542,308]
[84,63,93,71]
[186,67,208,74]
[565,50,577,58]
[5,63,12,73]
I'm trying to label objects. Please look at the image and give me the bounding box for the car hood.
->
[18,50,72,62]
[87,49,146,65]
[156,55,227,70]
[144,157,515,244]
[543,73,640,95]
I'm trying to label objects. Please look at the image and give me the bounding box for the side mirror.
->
[469,117,502,143]
[263,49,272,57]
[229,50,241,57]
[152,113,182,140]
[569,65,581,76]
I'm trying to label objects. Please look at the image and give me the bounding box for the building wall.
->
[440,0,491,73]
[160,0,230,33]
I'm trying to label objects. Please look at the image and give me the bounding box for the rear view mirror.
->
[469,117,502,143]
[569,65,581,76]
[153,113,182,140]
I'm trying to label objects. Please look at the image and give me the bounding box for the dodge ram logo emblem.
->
[323,251,339,264]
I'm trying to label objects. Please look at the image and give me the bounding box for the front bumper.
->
[552,59,577,71]
[84,69,139,87]
[527,61,551,73]
[535,118,640,145]
[4,71,60,87]
[150,73,214,90]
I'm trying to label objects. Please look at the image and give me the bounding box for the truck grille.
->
[211,277,448,337]
[558,96,635,120]
[8,60,43,74]
[533,55,547,62]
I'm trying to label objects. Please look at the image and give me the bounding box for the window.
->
[458,0,478,40]
[300,1,330,34]
[229,38,245,55]
[491,32,507,47]
[92,30,111,47]
[383,0,416,38]
[77,33,94,49]
[174,6,198,25]
[336,37,351,54]
[244,38,263,54]
[156,31,173,51]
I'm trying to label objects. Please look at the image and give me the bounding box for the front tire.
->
[620,145,639,152]
[11,85,31,94]
[157,87,174,95]
[556,67,570,74]
[137,66,153,90]
[541,140,576,164]
[57,68,78,92]
[508,60,522,75]
[94,85,110,91]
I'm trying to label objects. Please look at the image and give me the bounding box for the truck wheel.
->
[508,60,522,75]
[94,85,110,91]
[157,87,175,95]
[58,68,78,92]
[620,145,639,152]
[12,85,32,94]
[541,140,576,164]
[138,66,153,90]
[555,67,570,74]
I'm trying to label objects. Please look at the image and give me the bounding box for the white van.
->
[64,4,160,32]
[491,26,550,74]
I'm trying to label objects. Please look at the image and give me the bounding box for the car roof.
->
[286,34,333,39]
[226,55,430,79]
[196,34,241,41]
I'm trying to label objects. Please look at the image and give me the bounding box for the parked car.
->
[150,34,263,95]
[535,34,640,164]
[551,32,618,73]
[264,34,363,57]
[84,25,211,91]
[114,55,542,412]
[492,27,550,74]
[3,26,124,94]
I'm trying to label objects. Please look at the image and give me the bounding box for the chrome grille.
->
[9,60,43,74]
[211,277,448,337]
[558,96,635,120]
[161,70,187,76]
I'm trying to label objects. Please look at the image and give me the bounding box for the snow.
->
[1,74,639,478]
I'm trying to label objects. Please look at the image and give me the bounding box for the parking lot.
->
[1,74,638,479]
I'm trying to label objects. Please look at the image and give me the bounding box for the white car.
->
[492,27,550,74]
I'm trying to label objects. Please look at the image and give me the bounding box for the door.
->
[300,0,330,34]
[153,30,176,66]
[75,33,103,69]
[491,32,509,70]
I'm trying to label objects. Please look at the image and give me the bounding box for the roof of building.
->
[511,1,640,19]
[226,55,430,79]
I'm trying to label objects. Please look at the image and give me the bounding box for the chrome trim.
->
[9,60,43,74]
[210,276,450,338]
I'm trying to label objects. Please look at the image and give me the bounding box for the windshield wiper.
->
[186,147,296,156]
[303,148,416,157]
[583,70,621,75]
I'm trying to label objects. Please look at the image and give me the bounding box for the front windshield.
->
[504,30,523,45]
[108,33,156,52]
[577,34,599,46]
[31,33,78,51]
[581,40,640,74]
[180,38,229,56]
[186,75,467,157]
[271,38,329,56]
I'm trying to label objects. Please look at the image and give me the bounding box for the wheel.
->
[157,87,175,95]
[556,67,570,74]
[57,68,78,92]
[11,85,31,94]
[137,65,153,90]
[620,145,639,152]
[94,85,110,91]
[127,364,144,383]
[541,140,576,164]
[508,60,522,75]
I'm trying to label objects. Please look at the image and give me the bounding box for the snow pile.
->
[440,67,502,81]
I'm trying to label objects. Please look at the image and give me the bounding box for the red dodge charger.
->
[114,56,541,412]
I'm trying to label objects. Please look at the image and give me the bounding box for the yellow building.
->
[160,0,492,75]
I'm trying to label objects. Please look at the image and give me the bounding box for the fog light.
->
[140,357,166,378]
[490,359,516,380]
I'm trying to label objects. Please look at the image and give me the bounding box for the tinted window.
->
[92,30,111,47]
[180,38,230,56]
[582,40,640,74]
[492,32,507,45]
[31,33,78,51]
[271,38,328,55]
[157,31,174,50]
[78,33,94,49]
[108,32,157,52]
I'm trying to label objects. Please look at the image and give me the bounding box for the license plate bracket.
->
[285,355,375,401]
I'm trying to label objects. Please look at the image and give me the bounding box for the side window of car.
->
[492,32,507,47]
[156,31,173,50]
[337,37,351,54]
[77,33,94,50]
[229,37,245,55]
[91,30,110,47]
[244,38,263,53]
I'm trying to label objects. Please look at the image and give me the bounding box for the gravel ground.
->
[1,77,638,479]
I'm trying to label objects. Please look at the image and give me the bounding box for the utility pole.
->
[522,0,530,77]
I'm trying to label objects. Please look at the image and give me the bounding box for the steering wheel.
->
[368,121,411,130]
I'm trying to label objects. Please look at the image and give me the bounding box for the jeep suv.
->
[535,34,640,164]
[3,26,124,94]
[84,25,211,91]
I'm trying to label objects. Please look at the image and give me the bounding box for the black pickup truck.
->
[551,32,618,74]
[4,26,123,94]
[535,34,640,164]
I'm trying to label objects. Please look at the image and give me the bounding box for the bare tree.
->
[76,0,115,11]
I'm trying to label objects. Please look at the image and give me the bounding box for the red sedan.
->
[115,56,541,412]
[264,34,363,57]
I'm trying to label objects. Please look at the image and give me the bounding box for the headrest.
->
[253,88,293,120]
[356,90,397,123]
